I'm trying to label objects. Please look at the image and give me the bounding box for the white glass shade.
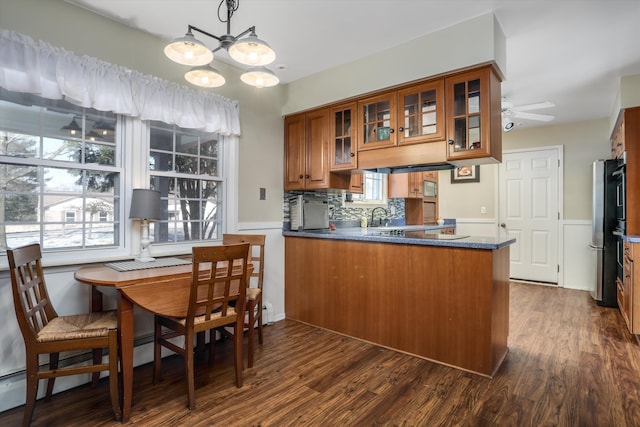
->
[164,32,214,66]
[185,65,226,88]
[228,34,276,66]
[240,67,279,88]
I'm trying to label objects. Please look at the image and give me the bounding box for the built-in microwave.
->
[289,195,330,231]
[423,180,437,198]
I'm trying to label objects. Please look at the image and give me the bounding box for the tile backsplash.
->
[283,190,406,226]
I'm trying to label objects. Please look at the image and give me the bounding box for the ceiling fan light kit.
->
[501,98,556,130]
[164,0,278,88]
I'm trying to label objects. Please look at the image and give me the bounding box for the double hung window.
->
[0,89,121,251]
[352,172,387,205]
[148,121,223,243]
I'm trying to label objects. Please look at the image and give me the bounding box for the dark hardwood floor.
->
[2,282,640,426]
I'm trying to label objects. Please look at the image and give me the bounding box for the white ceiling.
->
[66,0,640,130]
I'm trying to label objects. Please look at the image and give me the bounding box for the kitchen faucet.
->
[371,207,388,227]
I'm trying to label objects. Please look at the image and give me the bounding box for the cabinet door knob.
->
[305,175,310,179]
[350,152,355,157]
[299,175,303,179]
[389,128,395,133]
[398,127,404,132]
[448,140,455,145]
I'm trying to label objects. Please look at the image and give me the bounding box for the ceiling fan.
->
[501,99,555,131]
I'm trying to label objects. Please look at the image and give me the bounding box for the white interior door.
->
[499,148,560,284]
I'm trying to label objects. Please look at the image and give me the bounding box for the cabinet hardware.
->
[448,140,454,145]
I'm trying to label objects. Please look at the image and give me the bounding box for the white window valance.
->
[0,29,240,136]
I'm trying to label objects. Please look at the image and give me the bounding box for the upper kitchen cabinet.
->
[445,65,502,163]
[284,110,350,191]
[611,111,626,160]
[388,172,425,199]
[357,92,397,150]
[618,107,640,236]
[330,102,357,171]
[349,172,364,194]
[397,80,445,145]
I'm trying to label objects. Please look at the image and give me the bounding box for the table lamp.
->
[129,188,161,262]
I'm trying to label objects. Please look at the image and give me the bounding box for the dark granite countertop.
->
[283,225,516,250]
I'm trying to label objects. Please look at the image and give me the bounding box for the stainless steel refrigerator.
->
[589,159,618,307]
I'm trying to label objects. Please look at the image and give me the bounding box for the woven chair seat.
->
[173,307,238,327]
[247,287,261,301]
[37,310,117,343]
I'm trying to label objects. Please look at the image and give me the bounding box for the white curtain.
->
[0,29,241,136]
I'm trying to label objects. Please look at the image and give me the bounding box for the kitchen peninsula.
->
[283,227,515,377]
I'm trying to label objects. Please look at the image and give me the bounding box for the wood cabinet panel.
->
[357,91,397,150]
[349,173,364,194]
[388,172,423,198]
[284,110,350,191]
[284,236,510,377]
[330,102,357,171]
[397,80,445,145]
[611,111,625,159]
[622,107,640,235]
[305,109,331,189]
[283,113,306,190]
[445,65,502,164]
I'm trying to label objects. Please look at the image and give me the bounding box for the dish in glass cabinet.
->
[377,126,390,141]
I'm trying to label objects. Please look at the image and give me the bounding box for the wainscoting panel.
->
[562,220,595,292]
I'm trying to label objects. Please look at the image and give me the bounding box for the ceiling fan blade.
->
[512,101,555,112]
[512,111,555,122]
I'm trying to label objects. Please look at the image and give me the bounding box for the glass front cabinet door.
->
[397,80,445,145]
[330,102,357,171]
[357,92,396,150]
[445,66,501,162]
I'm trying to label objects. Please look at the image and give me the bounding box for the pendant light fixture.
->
[61,117,82,136]
[165,0,279,88]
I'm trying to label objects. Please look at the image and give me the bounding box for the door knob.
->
[500,223,506,228]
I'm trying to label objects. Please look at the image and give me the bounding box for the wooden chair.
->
[153,243,250,410]
[222,233,266,368]
[7,243,120,426]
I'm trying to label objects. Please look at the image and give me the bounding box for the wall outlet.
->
[480,206,487,214]
[259,187,266,200]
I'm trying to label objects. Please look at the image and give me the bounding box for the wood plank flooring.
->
[2,282,640,426]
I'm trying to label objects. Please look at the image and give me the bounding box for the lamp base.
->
[135,256,156,263]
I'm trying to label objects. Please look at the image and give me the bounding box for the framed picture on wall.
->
[451,165,480,183]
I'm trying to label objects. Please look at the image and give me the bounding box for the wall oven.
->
[612,153,626,289]
[612,153,626,224]
[614,228,625,284]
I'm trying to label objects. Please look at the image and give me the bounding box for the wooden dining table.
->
[74,260,251,423]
